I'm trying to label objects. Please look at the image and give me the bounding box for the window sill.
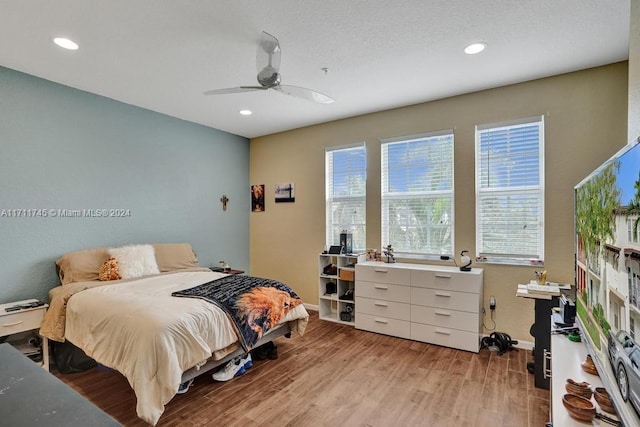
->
[475,257,544,267]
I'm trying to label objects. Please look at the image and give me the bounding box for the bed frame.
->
[179,323,292,383]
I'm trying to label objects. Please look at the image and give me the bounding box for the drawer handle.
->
[374,285,389,290]
[435,329,451,335]
[435,292,451,297]
[374,318,388,324]
[435,310,451,316]
[374,269,388,273]
[374,302,389,307]
[2,321,24,327]
[435,274,452,279]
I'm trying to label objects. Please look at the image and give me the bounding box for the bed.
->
[39,243,309,426]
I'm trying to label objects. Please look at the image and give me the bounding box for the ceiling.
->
[0,1,631,139]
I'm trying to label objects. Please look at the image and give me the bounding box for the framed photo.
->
[251,184,265,212]
[275,182,295,203]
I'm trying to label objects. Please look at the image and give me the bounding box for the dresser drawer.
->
[411,269,482,294]
[411,323,480,352]
[356,313,411,339]
[411,287,480,313]
[0,308,45,337]
[355,296,410,321]
[411,305,480,332]
[356,264,411,286]
[356,280,411,303]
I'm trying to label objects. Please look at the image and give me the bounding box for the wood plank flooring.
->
[54,311,549,426]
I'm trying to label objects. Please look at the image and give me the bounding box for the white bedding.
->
[64,270,309,425]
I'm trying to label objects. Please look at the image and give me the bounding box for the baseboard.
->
[304,307,533,351]
[303,303,319,312]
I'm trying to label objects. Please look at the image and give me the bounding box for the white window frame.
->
[325,142,366,252]
[380,130,454,259]
[475,116,545,266]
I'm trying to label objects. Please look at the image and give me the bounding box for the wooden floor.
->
[55,311,549,426]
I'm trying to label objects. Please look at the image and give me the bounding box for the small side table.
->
[210,267,245,275]
[0,299,49,371]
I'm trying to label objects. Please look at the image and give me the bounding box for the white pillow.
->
[108,244,160,279]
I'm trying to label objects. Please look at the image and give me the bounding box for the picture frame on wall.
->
[274,182,295,203]
[251,184,265,212]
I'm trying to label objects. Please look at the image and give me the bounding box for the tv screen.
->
[575,140,640,341]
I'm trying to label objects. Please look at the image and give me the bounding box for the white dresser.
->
[355,262,483,352]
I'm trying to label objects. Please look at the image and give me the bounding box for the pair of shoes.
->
[251,342,278,360]
[176,378,194,394]
[212,357,245,381]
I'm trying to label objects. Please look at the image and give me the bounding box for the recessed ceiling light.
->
[53,37,79,50]
[464,42,487,55]
[239,109,252,116]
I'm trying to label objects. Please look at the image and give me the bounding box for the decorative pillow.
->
[152,243,199,272]
[98,257,121,281]
[56,247,109,285]
[108,244,160,279]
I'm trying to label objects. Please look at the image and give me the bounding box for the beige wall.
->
[630,0,640,143]
[250,62,628,343]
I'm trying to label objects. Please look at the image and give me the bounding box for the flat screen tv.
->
[575,139,640,427]
[575,140,640,343]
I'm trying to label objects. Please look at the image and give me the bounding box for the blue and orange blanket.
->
[172,275,302,351]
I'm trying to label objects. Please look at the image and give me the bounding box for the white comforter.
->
[64,270,309,425]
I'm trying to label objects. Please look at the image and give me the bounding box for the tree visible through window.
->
[325,144,366,251]
[381,131,454,257]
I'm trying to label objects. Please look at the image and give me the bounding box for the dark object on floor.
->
[52,340,97,374]
[480,332,518,356]
[250,341,278,360]
[527,361,535,374]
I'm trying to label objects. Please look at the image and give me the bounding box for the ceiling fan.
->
[203,31,334,104]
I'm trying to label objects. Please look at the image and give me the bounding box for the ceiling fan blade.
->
[257,31,281,75]
[275,85,335,104]
[203,86,267,96]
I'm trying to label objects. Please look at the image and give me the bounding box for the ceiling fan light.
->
[53,37,79,50]
[239,109,252,116]
[464,42,487,55]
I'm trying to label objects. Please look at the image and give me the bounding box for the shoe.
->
[176,378,194,394]
[266,342,278,360]
[241,353,253,370]
[251,344,268,361]
[212,357,246,381]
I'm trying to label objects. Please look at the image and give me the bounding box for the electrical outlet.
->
[489,296,496,310]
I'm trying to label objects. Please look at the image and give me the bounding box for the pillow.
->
[98,257,121,281]
[108,244,160,279]
[152,243,199,272]
[56,247,109,285]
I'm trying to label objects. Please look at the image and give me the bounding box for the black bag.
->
[325,282,337,294]
[52,340,97,373]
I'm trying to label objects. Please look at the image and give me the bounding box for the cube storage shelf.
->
[318,253,364,325]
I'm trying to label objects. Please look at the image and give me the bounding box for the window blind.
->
[381,131,454,257]
[476,117,544,264]
[325,143,366,251]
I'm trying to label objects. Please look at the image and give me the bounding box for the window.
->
[381,130,454,257]
[325,144,366,251]
[476,116,544,265]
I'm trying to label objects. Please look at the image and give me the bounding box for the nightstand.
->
[210,267,245,275]
[0,299,49,371]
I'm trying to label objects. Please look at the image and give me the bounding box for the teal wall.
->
[0,66,249,302]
